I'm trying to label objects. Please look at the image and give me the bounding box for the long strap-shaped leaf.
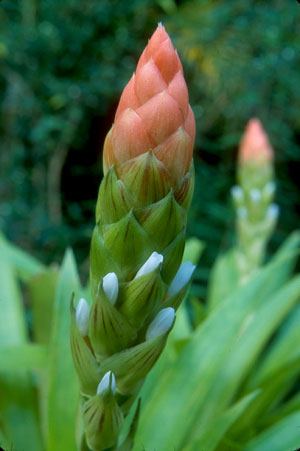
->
[46,249,81,451]
[135,254,300,450]
[0,247,43,450]
[0,232,45,282]
[0,344,47,370]
[244,410,300,451]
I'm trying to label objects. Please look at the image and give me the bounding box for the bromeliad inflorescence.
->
[70,24,196,450]
[232,118,278,283]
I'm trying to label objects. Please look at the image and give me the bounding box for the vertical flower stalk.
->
[232,119,278,283]
[70,24,196,450]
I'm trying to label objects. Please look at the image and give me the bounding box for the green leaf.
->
[0,249,43,450]
[230,304,300,442]
[182,237,205,265]
[207,231,300,310]
[29,267,59,344]
[0,251,27,345]
[170,303,192,342]
[258,231,300,300]
[207,248,239,310]
[183,391,259,451]
[0,232,45,282]
[0,344,47,370]
[271,390,300,422]
[244,410,300,451]
[134,306,191,414]
[188,296,207,327]
[117,399,141,451]
[229,357,300,444]
[134,261,275,450]
[252,305,300,385]
[194,274,300,444]
[46,249,81,451]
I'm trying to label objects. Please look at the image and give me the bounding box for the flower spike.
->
[233,118,278,283]
[72,24,195,450]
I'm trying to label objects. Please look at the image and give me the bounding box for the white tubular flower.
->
[250,188,261,203]
[103,273,119,305]
[146,308,175,341]
[97,371,116,395]
[134,252,163,279]
[168,261,196,297]
[266,203,279,222]
[231,185,244,202]
[237,206,248,219]
[75,298,90,336]
[263,182,276,198]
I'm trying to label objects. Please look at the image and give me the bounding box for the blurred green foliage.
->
[1,0,300,291]
[0,0,162,273]
[168,0,300,296]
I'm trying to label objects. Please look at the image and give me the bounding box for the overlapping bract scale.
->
[71,25,196,451]
[104,23,195,185]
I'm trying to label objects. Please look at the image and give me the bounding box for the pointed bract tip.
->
[146,307,175,340]
[152,22,169,39]
[135,252,163,279]
[103,272,119,305]
[103,21,194,181]
[168,261,196,296]
[75,298,90,336]
[97,371,116,396]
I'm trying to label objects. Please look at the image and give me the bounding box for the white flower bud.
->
[168,261,196,297]
[250,188,261,203]
[75,298,90,336]
[231,185,244,202]
[135,252,163,279]
[266,203,279,222]
[97,371,116,395]
[103,273,118,305]
[237,207,248,219]
[263,182,276,198]
[146,307,175,340]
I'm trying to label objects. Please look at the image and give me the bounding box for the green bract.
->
[71,150,195,449]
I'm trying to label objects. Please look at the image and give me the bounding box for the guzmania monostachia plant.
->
[70,24,196,451]
[231,119,279,284]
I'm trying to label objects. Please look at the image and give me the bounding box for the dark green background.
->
[1,0,300,295]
